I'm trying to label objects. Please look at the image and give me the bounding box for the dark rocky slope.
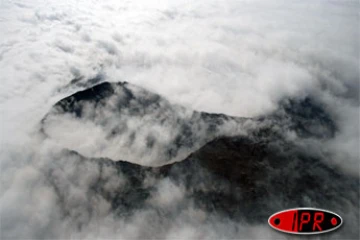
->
[41,81,359,238]
[42,81,246,165]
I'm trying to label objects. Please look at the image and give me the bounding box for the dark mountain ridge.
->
[40,81,359,238]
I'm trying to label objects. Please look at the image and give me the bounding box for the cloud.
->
[41,82,247,165]
[0,0,358,239]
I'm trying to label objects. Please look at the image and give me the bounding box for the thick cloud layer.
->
[0,0,359,239]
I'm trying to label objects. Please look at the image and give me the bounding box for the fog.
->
[0,0,359,239]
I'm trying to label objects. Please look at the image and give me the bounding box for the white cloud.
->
[0,0,358,239]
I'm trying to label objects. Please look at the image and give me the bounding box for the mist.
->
[0,0,359,239]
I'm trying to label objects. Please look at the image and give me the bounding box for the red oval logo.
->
[268,208,342,235]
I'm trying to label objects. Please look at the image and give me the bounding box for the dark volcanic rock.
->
[269,97,337,139]
[48,135,358,228]
[42,81,246,165]
[41,81,359,238]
